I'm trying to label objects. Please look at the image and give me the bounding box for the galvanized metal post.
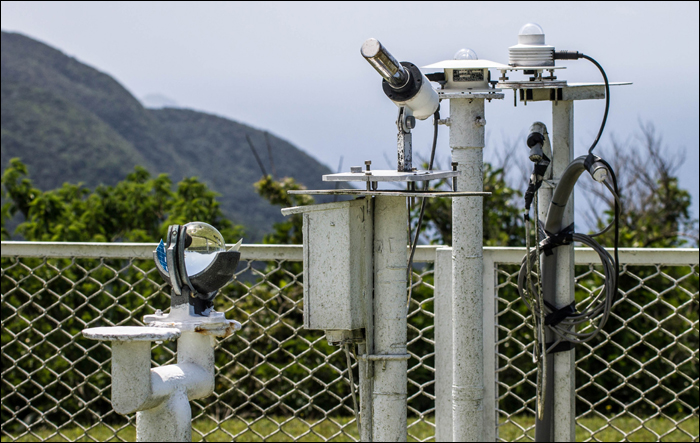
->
[371,196,408,442]
[537,100,576,442]
[450,97,485,442]
[435,247,453,442]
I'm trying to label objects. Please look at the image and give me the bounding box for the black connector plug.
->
[554,50,582,60]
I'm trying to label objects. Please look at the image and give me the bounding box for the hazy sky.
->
[2,1,699,222]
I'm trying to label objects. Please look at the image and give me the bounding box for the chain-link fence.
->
[2,243,698,442]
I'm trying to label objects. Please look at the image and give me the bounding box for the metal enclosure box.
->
[300,198,371,331]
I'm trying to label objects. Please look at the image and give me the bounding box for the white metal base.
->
[323,169,458,183]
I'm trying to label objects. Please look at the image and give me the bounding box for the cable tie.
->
[540,223,575,256]
[544,301,577,326]
[546,341,574,354]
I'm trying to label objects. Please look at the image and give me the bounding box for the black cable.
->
[554,51,610,155]
[406,108,440,310]
[596,157,620,303]
[580,54,610,155]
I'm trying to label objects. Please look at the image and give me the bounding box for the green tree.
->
[418,161,524,246]
[1,158,244,242]
[253,175,314,245]
[585,123,699,248]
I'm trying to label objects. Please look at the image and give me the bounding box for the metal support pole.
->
[450,98,485,442]
[536,101,576,442]
[551,100,576,442]
[372,196,408,442]
[435,247,453,442]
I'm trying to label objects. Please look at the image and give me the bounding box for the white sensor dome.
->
[519,23,544,36]
[518,23,546,45]
[454,48,478,60]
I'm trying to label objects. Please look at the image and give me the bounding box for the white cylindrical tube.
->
[450,98,485,442]
[391,74,439,120]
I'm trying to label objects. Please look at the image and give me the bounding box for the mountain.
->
[1,31,338,240]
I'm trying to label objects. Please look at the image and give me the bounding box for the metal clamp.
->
[358,353,411,370]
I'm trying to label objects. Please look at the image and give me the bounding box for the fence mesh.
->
[1,247,698,442]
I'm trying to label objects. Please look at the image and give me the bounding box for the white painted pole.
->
[549,100,576,442]
[372,196,408,442]
[435,247,453,442]
[450,98,485,442]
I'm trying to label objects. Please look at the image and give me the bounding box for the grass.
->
[2,415,698,442]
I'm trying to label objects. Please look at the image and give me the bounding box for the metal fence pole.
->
[435,247,453,442]
[482,250,497,442]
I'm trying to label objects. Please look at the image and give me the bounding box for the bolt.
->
[404,115,416,130]
[365,160,371,171]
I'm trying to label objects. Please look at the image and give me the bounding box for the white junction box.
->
[283,198,372,331]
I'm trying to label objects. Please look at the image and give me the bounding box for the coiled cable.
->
[517,230,616,349]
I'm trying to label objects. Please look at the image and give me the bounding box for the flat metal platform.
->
[496,81,631,90]
[287,189,489,198]
[323,169,459,182]
[437,90,505,100]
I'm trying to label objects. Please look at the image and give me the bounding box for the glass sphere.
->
[454,48,478,60]
[183,222,225,276]
[519,23,544,36]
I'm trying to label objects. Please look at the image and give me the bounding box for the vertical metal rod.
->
[371,196,408,442]
[435,247,454,442]
[536,101,576,442]
[450,98,486,442]
[359,197,374,442]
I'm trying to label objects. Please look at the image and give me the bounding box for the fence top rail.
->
[1,242,697,265]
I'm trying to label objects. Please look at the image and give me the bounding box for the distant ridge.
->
[1,31,336,240]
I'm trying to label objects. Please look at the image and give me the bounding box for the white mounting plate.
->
[497,80,568,89]
[323,169,458,182]
[438,90,505,100]
[286,189,489,199]
[83,326,181,342]
[422,59,511,70]
[144,309,242,337]
[498,80,631,90]
[499,66,567,71]
[567,82,632,87]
